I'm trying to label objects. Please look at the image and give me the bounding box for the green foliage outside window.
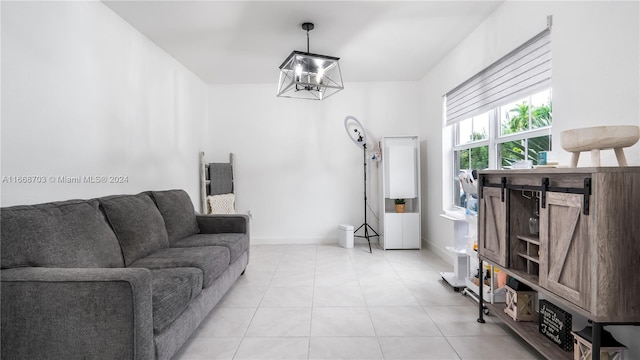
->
[453,90,552,207]
[500,101,552,167]
[459,145,489,170]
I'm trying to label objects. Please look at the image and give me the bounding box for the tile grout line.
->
[178,244,543,360]
[383,247,458,359]
[363,247,388,359]
[307,244,318,360]
[231,246,283,360]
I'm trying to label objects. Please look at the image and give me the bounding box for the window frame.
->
[451,90,552,208]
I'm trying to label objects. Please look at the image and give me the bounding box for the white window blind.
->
[445,28,551,126]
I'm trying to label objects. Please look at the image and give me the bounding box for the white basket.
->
[465,277,506,303]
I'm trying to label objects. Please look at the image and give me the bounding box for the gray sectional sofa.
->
[0,189,250,360]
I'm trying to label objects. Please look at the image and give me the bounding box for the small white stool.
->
[561,125,639,167]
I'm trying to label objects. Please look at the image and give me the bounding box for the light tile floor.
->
[173,243,544,360]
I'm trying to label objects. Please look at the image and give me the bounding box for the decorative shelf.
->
[484,259,593,321]
[517,235,540,245]
[478,168,640,360]
[515,234,541,276]
[517,253,540,263]
[486,303,572,360]
[440,214,466,222]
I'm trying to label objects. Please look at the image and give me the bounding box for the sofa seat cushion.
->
[130,246,230,288]
[150,268,202,333]
[100,194,170,266]
[171,233,249,263]
[150,190,200,244]
[1,199,124,269]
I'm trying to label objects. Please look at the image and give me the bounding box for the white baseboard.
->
[252,237,380,246]
[252,237,338,245]
[422,238,454,265]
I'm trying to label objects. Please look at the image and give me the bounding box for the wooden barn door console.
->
[476,167,640,360]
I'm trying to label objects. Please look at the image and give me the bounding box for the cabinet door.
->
[478,187,508,266]
[387,145,417,198]
[384,213,403,249]
[539,192,590,310]
[402,213,420,249]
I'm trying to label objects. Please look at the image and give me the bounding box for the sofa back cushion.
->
[0,199,124,269]
[150,190,199,244]
[100,193,169,266]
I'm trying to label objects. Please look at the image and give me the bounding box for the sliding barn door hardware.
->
[478,176,591,215]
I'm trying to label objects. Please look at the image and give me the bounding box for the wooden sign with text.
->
[539,299,573,351]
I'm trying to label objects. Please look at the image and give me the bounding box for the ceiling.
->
[103,1,503,84]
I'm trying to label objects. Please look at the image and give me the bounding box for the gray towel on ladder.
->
[209,163,233,195]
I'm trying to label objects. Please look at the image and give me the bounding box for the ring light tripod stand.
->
[344,116,379,253]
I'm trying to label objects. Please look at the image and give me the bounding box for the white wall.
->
[207,82,422,243]
[3,0,638,352]
[1,1,208,207]
[421,0,640,260]
[419,1,639,355]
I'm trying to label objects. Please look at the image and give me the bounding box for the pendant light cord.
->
[306,29,310,53]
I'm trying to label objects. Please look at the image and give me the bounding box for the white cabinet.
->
[379,136,421,250]
[402,212,420,248]
[384,213,403,249]
[386,145,417,198]
[383,213,420,249]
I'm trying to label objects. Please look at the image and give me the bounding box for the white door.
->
[384,213,403,249]
[402,213,420,249]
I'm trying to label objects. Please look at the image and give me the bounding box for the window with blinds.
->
[445,28,551,126]
[448,25,553,209]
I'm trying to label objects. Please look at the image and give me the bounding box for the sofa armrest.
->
[1,267,154,360]
[196,214,249,234]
